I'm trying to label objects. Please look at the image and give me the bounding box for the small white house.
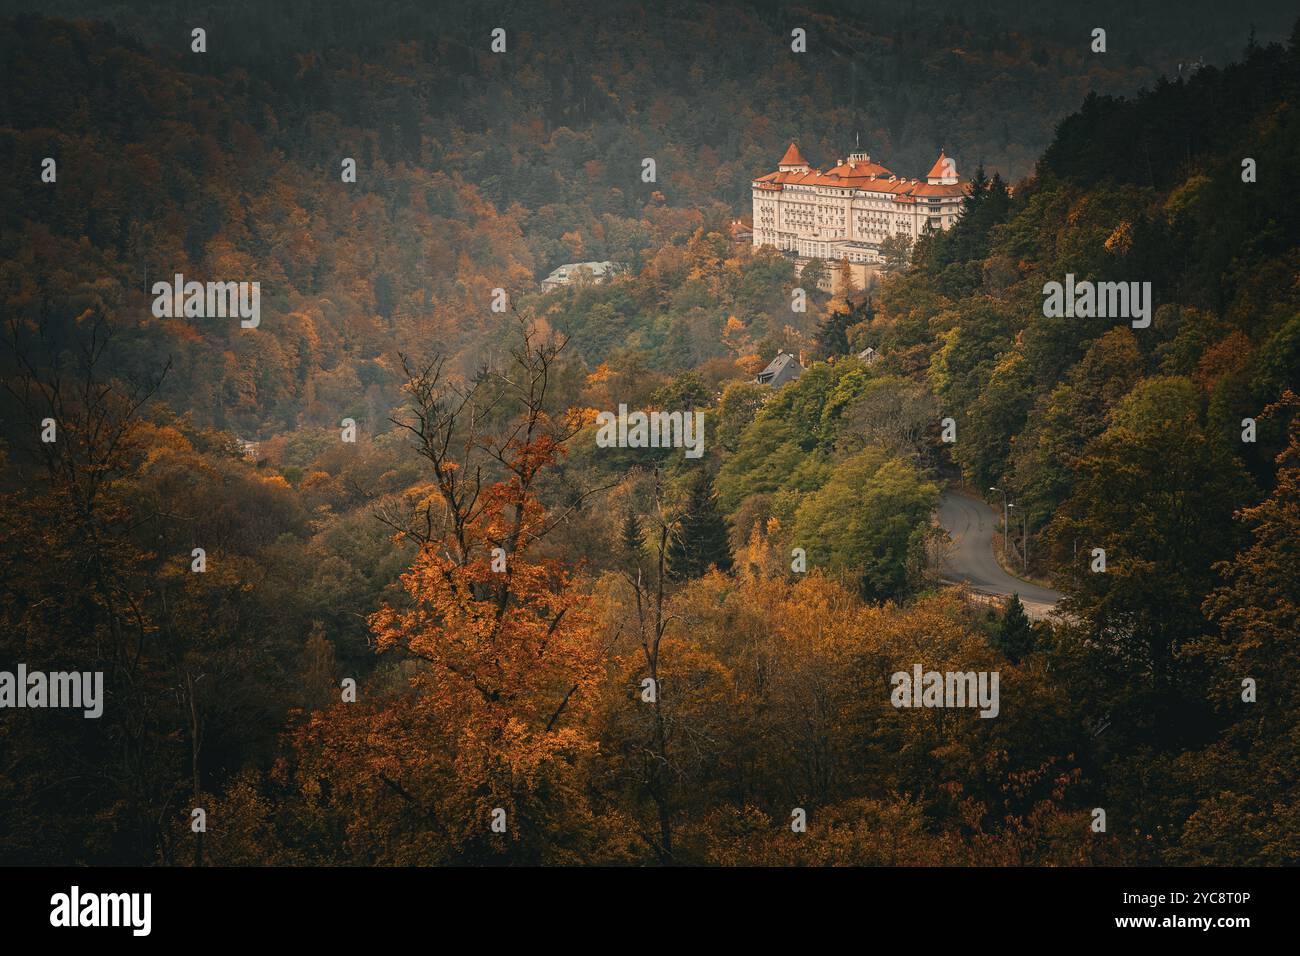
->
[541,261,619,291]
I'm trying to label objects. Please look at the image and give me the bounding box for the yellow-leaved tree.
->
[286,320,630,864]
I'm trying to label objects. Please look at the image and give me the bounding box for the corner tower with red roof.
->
[926,150,960,185]
[777,142,810,172]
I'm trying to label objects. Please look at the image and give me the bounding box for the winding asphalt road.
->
[937,491,1064,619]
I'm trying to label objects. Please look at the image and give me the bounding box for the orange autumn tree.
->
[287,321,617,864]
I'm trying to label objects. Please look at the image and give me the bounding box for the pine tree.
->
[814,308,853,359]
[620,508,646,569]
[963,163,989,218]
[667,472,733,580]
[996,594,1035,662]
[815,296,875,359]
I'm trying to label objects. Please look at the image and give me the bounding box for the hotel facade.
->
[752,143,969,265]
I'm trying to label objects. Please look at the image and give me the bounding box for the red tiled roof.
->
[753,149,968,199]
[778,142,809,166]
[926,150,954,179]
[824,159,894,179]
[911,182,969,198]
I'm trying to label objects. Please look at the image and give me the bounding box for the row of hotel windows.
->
[751,234,918,264]
[757,217,918,234]
[762,187,961,204]
[760,201,957,224]
[753,223,913,250]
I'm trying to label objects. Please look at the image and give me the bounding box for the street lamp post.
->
[989,486,1008,563]
[1018,507,1029,573]
[1008,503,1023,573]
[1003,503,1031,574]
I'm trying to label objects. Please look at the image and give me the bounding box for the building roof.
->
[778,142,809,167]
[926,150,953,180]
[825,158,894,179]
[753,146,966,201]
[757,351,802,382]
[544,260,617,282]
[911,181,970,198]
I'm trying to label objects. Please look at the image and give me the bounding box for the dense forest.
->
[6,0,1290,435]
[1,3,1298,865]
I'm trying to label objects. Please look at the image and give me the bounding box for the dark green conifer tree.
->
[620,508,646,570]
[667,472,733,580]
[996,593,1035,663]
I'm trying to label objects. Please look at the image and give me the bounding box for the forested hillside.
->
[5,1,1292,434]
[1,6,1298,866]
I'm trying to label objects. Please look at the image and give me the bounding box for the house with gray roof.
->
[756,351,804,387]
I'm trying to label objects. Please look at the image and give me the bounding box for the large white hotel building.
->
[752,143,969,264]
